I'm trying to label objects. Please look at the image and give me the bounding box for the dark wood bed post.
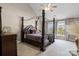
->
[0,7,2,56]
[53,18,55,42]
[21,17,24,42]
[0,7,2,35]
[40,9,45,51]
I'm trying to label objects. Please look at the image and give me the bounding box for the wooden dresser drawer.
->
[1,34,17,56]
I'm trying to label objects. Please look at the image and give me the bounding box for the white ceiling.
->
[30,3,79,20]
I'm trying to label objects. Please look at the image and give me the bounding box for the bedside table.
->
[1,33,17,56]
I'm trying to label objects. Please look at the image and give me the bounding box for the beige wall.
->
[66,19,79,48]
[0,3,36,41]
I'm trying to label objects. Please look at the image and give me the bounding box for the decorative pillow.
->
[29,28,36,34]
[23,25,37,34]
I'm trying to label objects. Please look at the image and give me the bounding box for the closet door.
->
[0,7,2,56]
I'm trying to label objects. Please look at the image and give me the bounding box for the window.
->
[57,21,65,36]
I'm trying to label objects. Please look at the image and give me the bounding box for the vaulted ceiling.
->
[30,3,79,20]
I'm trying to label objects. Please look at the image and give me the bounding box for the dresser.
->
[1,33,17,56]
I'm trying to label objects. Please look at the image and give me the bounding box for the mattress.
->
[24,33,48,43]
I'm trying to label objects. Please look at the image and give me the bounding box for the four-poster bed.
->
[21,10,55,51]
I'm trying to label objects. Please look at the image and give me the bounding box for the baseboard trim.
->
[17,41,21,43]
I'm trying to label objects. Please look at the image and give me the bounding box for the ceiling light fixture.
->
[41,3,57,12]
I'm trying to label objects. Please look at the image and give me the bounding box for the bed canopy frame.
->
[21,10,55,51]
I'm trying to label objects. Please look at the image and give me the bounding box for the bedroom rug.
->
[17,43,41,56]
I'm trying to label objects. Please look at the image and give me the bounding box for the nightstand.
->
[1,33,17,56]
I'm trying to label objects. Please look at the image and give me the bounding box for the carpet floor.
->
[17,39,77,56]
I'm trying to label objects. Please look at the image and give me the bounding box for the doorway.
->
[47,21,53,34]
